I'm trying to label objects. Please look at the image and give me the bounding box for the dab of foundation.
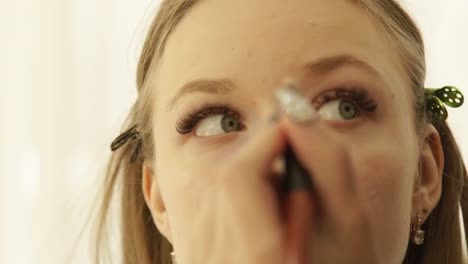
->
[274,79,320,125]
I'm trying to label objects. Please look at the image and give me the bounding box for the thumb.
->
[219,122,289,262]
[226,121,288,186]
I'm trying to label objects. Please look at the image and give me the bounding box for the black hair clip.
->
[110,124,142,163]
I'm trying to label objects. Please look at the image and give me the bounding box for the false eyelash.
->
[176,103,244,135]
[315,87,378,113]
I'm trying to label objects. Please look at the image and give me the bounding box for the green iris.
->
[221,116,240,132]
[339,101,358,120]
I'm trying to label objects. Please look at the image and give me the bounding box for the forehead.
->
[153,0,402,111]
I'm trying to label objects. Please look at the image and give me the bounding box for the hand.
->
[283,117,380,264]
[172,122,290,264]
[171,116,380,264]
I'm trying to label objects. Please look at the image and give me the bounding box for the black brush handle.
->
[283,144,315,264]
[284,145,313,192]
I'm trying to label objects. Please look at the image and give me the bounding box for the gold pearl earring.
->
[170,251,177,264]
[412,214,425,245]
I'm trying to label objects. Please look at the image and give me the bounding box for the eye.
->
[319,100,359,121]
[314,87,377,121]
[176,104,245,136]
[195,114,242,136]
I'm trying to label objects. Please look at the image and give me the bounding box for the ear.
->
[142,161,172,243]
[412,124,445,223]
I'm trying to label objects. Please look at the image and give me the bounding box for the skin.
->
[141,0,445,263]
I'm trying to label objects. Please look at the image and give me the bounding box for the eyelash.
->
[176,103,245,134]
[176,86,378,135]
[315,87,378,113]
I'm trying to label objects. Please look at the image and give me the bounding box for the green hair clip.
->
[425,86,464,122]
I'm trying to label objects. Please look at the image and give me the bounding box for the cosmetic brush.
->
[283,145,315,264]
[274,83,319,264]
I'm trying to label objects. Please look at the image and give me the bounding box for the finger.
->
[285,191,316,264]
[225,122,288,185]
[218,123,289,261]
[282,117,358,219]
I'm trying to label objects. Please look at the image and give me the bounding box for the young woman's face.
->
[148,0,424,262]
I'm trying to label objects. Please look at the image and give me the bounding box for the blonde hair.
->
[94,1,468,263]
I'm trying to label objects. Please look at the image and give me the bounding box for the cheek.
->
[152,124,233,224]
[350,140,417,262]
[153,143,207,237]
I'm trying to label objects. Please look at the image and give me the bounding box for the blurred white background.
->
[1,0,467,263]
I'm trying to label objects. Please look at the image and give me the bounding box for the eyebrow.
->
[303,55,380,77]
[167,79,235,111]
[167,55,380,111]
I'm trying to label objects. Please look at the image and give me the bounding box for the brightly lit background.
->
[1,1,467,263]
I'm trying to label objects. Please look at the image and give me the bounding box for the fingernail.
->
[274,84,318,124]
